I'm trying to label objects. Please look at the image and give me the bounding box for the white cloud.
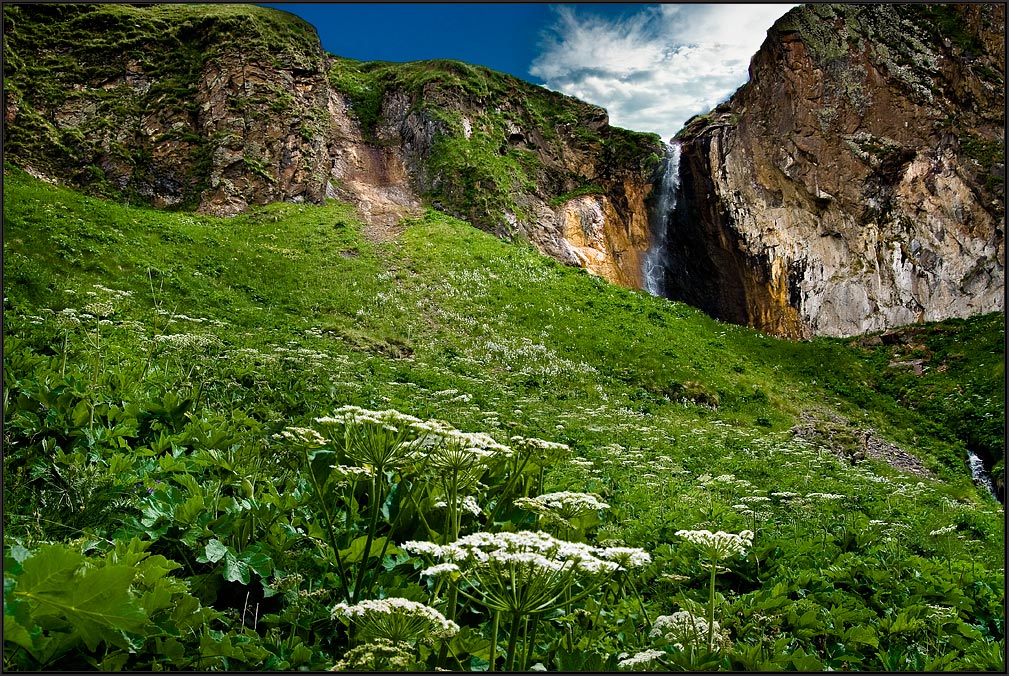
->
[529,4,797,142]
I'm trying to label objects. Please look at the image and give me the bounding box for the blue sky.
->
[261,3,796,140]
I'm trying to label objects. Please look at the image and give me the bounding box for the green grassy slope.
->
[3,168,1004,671]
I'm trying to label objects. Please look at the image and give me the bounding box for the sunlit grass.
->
[3,167,1003,670]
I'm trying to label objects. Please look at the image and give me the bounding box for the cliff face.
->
[672,3,1005,338]
[3,3,661,288]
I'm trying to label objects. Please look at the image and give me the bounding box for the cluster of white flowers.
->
[316,405,423,431]
[806,492,845,500]
[415,426,513,467]
[510,436,572,465]
[513,491,610,520]
[167,312,224,326]
[273,345,330,365]
[56,307,82,327]
[432,495,482,516]
[597,546,652,569]
[331,464,375,481]
[331,597,459,641]
[929,524,957,537]
[739,495,771,503]
[275,426,327,446]
[92,284,132,298]
[676,529,754,560]
[651,610,731,650]
[423,443,497,474]
[153,332,222,350]
[404,531,627,614]
[511,436,571,453]
[406,530,651,580]
[330,637,414,671]
[419,562,461,579]
[407,533,560,570]
[481,336,598,379]
[82,301,112,316]
[617,649,665,669]
[926,604,958,620]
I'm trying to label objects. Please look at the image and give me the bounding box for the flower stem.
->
[505,612,522,671]
[352,472,384,602]
[708,562,717,651]
[524,614,540,671]
[489,610,500,672]
[307,459,349,601]
[627,574,652,634]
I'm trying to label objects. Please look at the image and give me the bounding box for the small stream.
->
[967,449,998,500]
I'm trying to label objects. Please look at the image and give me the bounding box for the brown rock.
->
[674,3,1004,338]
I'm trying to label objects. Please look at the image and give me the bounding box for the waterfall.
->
[967,450,997,499]
[643,142,681,296]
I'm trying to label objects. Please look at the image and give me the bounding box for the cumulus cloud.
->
[529,4,797,142]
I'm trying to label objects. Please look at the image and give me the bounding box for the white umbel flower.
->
[651,610,731,650]
[675,529,753,560]
[331,597,459,643]
[403,531,620,615]
[597,546,652,569]
[617,649,665,669]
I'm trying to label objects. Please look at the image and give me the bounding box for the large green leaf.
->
[843,624,879,648]
[3,612,35,652]
[223,551,250,585]
[202,539,228,564]
[62,567,147,650]
[790,647,824,671]
[16,544,84,598]
[71,399,91,427]
[238,548,273,579]
[339,535,397,564]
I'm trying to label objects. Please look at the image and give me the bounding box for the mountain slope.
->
[3,167,1004,670]
[2,2,662,289]
[4,2,1005,339]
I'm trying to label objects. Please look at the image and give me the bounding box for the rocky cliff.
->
[2,3,662,289]
[671,3,1005,338]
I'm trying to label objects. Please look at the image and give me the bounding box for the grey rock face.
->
[672,3,1004,337]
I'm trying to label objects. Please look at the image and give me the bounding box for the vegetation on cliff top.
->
[2,3,321,196]
[4,167,1004,670]
[328,55,662,234]
[5,2,662,235]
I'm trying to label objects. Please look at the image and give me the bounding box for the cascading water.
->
[643,142,681,296]
[967,450,998,499]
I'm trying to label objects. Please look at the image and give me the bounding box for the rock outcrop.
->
[670,3,1005,338]
[3,3,662,288]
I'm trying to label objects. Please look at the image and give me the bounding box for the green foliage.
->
[4,538,219,670]
[3,169,1004,670]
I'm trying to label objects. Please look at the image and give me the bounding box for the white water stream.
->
[967,449,997,498]
[643,142,681,297]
